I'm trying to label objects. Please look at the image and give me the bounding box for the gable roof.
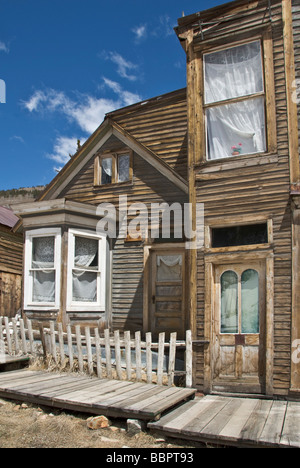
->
[39,88,188,201]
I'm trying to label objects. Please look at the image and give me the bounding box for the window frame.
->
[66,228,107,312]
[24,228,62,311]
[203,39,266,160]
[195,26,277,165]
[94,151,133,186]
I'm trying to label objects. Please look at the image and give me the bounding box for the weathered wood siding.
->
[186,0,292,395]
[60,147,188,331]
[292,0,300,156]
[109,89,188,181]
[0,226,23,318]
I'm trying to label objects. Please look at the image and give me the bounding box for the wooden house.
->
[0,207,23,317]
[13,0,300,398]
[175,0,300,398]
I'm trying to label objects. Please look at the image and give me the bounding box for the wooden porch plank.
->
[0,372,65,389]
[280,401,300,448]
[180,396,229,436]
[259,400,287,447]
[0,370,40,383]
[201,398,242,436]
[141,387,196,415]
[89,382,149,406]
[218,397,258,441]
[70,382,136,405]
[240,399,273,444]
[110,385,167,410]
[56,379,130,402]
[125,386,180,412]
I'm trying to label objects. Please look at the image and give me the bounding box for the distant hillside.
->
[0,186,45,208]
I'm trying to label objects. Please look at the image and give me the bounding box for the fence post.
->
[185,330,193,388]
[85,326,93,375]
[135,331,142,382]
[75,325,84,372]
[114,330,122,380]
[4,317,12,355]
[157,332,165,386]
[104,329,112,379]
[67,325,74,369]
[146,332,152,384]
[124,331,132,381]
[168,332,177,386]
[94,328,102,378]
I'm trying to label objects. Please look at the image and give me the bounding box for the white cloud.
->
[102,77,141,106]
[23,79,142,173]
[132,24,147,43]
[105,52,138,81]
[0,41,9,53]
[23,79,141,135]
[47,135,85,166]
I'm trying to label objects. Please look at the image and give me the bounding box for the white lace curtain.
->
[204,40,266,160]
[32,236,55,303]
[73,237,98,303]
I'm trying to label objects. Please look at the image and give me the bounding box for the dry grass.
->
[0,398,202,449]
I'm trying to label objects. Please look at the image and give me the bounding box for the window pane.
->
[212,224,268,248]
[156,255,182,281]
[206,97,266,160]
[101,158,112,184]
[74,236,98,269]
[204,41,264,104]
[32,236,54,268]
[72,271,97,302]
[241,269,259,334]
[32,271,55,303]
[221,271,238,334]
[118,154,130,182]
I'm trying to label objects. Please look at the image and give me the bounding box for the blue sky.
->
[0,0,226,190]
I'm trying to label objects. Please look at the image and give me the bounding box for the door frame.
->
[143,243,188,335]
[203,250,274,396]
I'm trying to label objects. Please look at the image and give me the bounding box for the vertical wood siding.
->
[292,0,300,155]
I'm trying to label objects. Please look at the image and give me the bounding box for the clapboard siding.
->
[0,226,23,318]
[292,0,300,155]
[61,148,188,331]
[111,89,188,181]
[182,0,293,395]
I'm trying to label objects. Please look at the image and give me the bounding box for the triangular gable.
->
[39,117,188,201]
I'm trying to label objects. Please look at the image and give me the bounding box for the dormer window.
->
[204,40,267,160]
[94,152,132,186]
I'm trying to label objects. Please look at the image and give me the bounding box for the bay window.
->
[67,229,107,311]
[24,228,61,310]
[204,40,267,160]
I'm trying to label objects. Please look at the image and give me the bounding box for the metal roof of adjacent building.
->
[0,206,19,228]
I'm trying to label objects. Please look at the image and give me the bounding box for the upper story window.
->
[94,152,132,186]
[204,40,267,160]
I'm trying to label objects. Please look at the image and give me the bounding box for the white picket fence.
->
[0,316,193,388]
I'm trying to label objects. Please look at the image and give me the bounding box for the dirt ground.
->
[0,397,206,449]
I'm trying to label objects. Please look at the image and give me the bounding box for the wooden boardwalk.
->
[148,395,300,448]
[0,369,196,421]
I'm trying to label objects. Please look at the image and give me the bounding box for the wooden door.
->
[150,250,186,340]
[212,262,266,394]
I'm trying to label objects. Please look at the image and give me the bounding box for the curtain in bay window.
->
[72,236,98,302]
[32,236,55,303]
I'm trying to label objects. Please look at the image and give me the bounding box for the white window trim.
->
[67,228,107,312]
[24,228,62,311]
